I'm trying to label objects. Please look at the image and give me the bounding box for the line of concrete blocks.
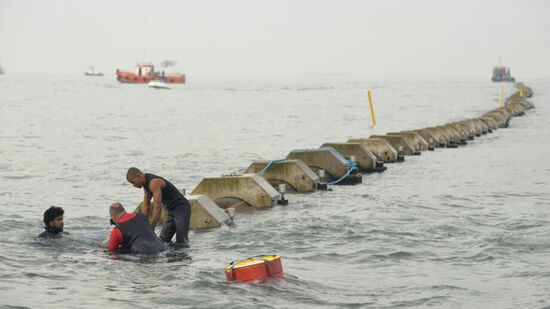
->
[143,85,534,230]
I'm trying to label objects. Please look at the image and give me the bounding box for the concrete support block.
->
[188,194,231,229]
[370,134,417,155]
[191,174,280,209]
[470,118,490,134]
[483,110,510,128]
[347,138,398,163]
[480,117,498,131]
[135,195,230,229]
[436,125,463,145]
[505,102,527,116]
[244,159,319,192]
[506,91,534,109]
[424,127,451,147]
[286,148,362,184]
[411,129,441,148]
[457,119,483,136]
[515,83,534,98]
[448,123,473,140]
[496,107,513,118]
[321,142,385,172]
[482,112,505,126]
[388,132,429,151]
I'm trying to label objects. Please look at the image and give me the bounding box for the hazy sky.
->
[1,0,549,78]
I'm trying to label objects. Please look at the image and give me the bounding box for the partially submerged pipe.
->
[176,82,535,233]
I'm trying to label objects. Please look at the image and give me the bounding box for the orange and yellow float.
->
[225,255,283,283]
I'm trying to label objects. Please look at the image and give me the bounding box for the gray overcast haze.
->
[1,0,549,78]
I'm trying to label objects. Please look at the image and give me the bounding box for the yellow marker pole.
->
[368,90,376,127]
[519,89,523,98]
[498,86,504,107]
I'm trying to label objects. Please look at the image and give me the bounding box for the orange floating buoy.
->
[225,255,283,283]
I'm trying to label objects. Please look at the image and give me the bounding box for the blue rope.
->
[259,158,287,176]
[327,161,357,185]
[287,146,357,185]
[84,226,111,244]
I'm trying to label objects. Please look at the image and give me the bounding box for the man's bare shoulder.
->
[149,177,165,189]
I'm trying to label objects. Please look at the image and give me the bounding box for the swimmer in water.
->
[38,206,68,238]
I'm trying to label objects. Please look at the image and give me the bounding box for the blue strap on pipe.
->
[320,146,356,168]
[327,161,357,185]
[259,158,287,176]
[287,146,357,185]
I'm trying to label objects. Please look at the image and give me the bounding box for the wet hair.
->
[43,206,64,226]
[126,167,143,179]
[109,202,126,216]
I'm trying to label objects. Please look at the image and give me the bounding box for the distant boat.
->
[116,63,185,84]
[491,66,515,82]
[148,80,170,89]
[491,57,515,82]
[85,66,104,76]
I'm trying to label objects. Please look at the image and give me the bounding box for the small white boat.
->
[85,66,103,76]
[148,80,170,89]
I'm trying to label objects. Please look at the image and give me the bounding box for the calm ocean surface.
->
[0,74,549,308]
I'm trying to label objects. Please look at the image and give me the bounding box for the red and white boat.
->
[116,63,185,84]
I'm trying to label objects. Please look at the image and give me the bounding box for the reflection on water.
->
[0,75,549,308]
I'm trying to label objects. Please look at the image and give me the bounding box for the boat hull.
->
[85,72,104,76]
[148,81,170,89]
[116,71,185,84]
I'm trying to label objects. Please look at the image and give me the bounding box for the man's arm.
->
[141,190,151,217]
[107,228,123,251]
[149,178,165,229]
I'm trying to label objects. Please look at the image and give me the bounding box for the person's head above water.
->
[126,167,146,188]
[109,202,128,224]
[43,206,64,231]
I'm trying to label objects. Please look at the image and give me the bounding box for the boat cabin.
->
[135,63,154,76]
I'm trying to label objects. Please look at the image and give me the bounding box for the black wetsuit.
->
[116,213,168,254]
[38,226,67,238]
[144,173,191,245]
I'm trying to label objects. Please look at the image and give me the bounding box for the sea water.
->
[0,74,549,308]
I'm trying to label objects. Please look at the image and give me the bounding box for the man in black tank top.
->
[126,167,191,246]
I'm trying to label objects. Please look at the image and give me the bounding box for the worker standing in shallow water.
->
[38,206,68,238]
[126,167,191,247]
[107,202,167,254]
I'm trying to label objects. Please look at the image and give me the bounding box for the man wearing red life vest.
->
[107,202,167,254]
